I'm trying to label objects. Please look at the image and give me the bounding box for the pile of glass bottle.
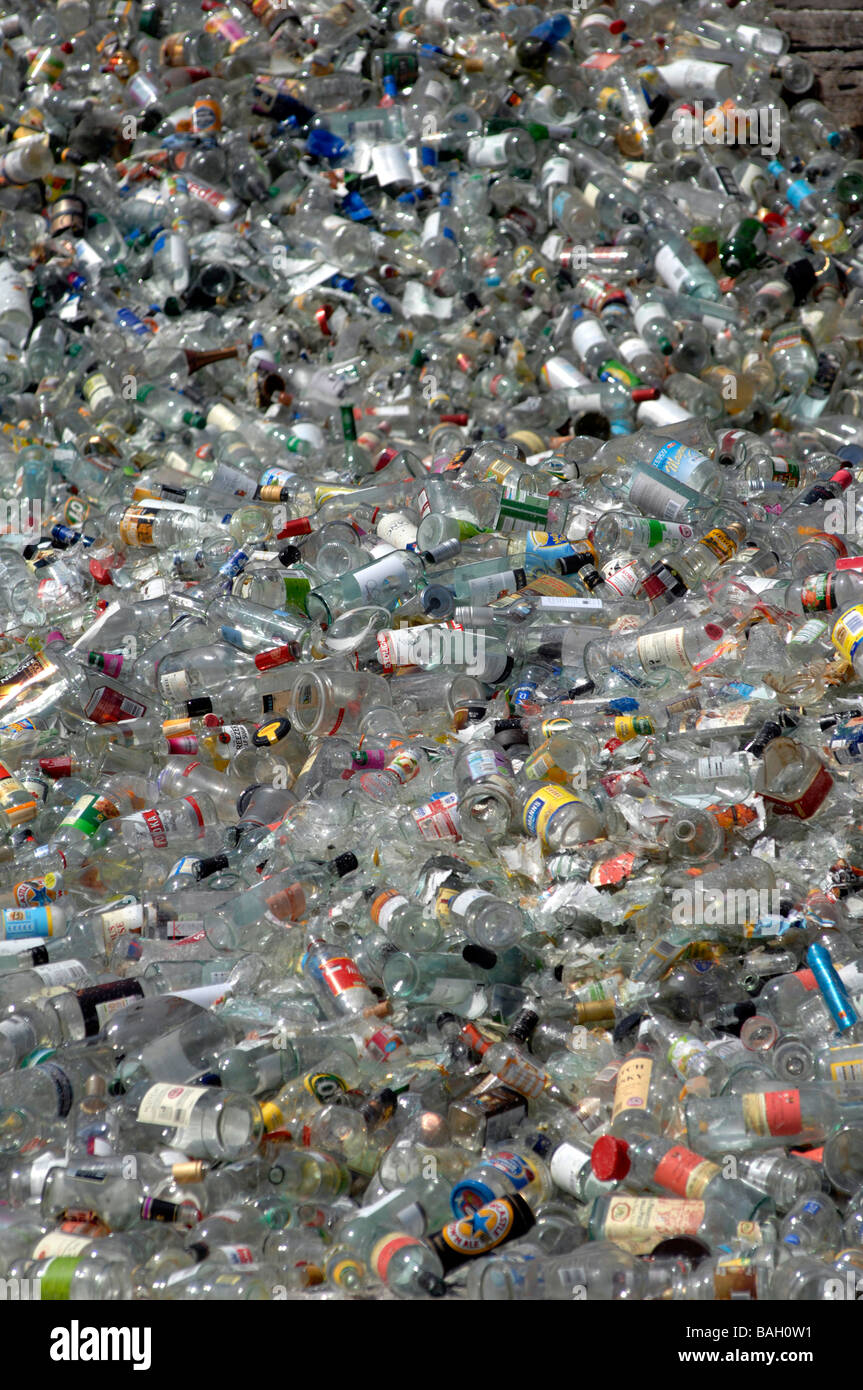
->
[1,0,863,1303]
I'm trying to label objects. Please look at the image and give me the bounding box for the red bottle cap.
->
[591,1135,632,1181]
[39,757,73,778]
[276,517,313,538]
[255,645,297,672]
[89,559,114,585]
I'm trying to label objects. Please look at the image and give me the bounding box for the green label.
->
[282,575,311,610]
[498,496,549,525]
[40,1256,81,1300]
[59,794,115,838]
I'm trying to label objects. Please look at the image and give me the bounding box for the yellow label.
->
[611,1055,653,1119]
[741,1092,769,1136]
[832,606,863,664]
[698,527,737,564]
[522,741,568,783]
[600,1196,705,1254]
[522,784,581,842]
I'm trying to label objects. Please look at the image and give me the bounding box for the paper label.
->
[138,1083,207,1128]
[611,1055,653,1119]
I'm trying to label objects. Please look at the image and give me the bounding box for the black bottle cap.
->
[463,291,481,311]
[417,1271,447,1298]
[784,257,818,304]
[462,943,497,969]
[332,851,359,876]
[277,545,302,567]
[235,786,264,818]
[556,551,591,576]
[186,698,213,717]
[507,1007,539,1043]
[613,1011,645,1045]
[650,1236,712,1265]
[568,680,596,698]
[195,855,229,880]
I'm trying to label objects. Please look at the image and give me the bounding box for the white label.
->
[541,155,571,191]
[633,302,669,334]
[538,596,603,610]
[628,471,691,521]
[160,669,191,700]
[32,1232,92,1259]
[654,245,691,293]
[376,513,418,548]
[696,755,741,779]
[450,887,494,916]
[462,569,520,604]
[604,563,643,598]
[138,1082,207,1128]
[34,959,89,986]
[355,553,409,602]
[636,626,689,672]
[466,133,515,167]
[571,317,608,358]
[657,59,727,97]
[371,142,411,187]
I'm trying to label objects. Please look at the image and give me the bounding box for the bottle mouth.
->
[673,818,697,842]
[291,673,326,734]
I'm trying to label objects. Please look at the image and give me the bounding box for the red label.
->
[763,763,833,820]
[653,1146,717,1199]
[764,1089,803,1137]
[320,956,366,996]
[142,808,167,848]
[373,1233,419,1282]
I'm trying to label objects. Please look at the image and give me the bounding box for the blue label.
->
[649,440,709,485]
[1,906,53,938]
[786,179,813,210]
